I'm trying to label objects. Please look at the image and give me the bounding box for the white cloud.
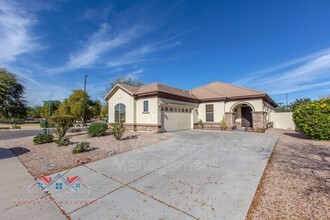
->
[51,23,144,73]
[107,41,181,68]
[126,69,144,79]
[0,0,40,64]
[26,84,72,106]
[234,49,330,95]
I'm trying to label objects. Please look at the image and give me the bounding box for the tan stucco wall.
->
[108,88,135,123]
[107,88,275,130]
[198,102,225,123]
[225,99,263,112]
[269,112,295,130]
[136,97,159,125]
[263,101,275,122]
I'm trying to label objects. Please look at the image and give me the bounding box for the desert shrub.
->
[50,115,75,138]
[293,99,330,140]
[254,128,265,133]
[72,142,90,154]
[111,118,126,140]
[11,125,21,129]
[88,122,108,137]
[0,127,10,130]
[220,117,227,130]
[55,136,71,146]
[33,133,54,145]
[198,119,204,129]
[71,128,81,133]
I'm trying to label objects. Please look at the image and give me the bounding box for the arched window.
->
[115,103,126,123]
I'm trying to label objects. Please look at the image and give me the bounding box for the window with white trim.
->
[205,104,214,122]
[115,103,126,122]
[143,100,149,112]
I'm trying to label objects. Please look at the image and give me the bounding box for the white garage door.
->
[162,111,191,132]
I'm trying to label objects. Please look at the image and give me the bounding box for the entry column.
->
[252,111,266,129]
[225,112,236,130]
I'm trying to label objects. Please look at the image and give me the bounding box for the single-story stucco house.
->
[105,81,277,132]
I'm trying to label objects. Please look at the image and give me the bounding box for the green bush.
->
[11,125,21,129]
[55,136,71,146]
[72,142,90,154]
[198,119,204,129]
[220,117,227,130]
[0,127,10,130]
[88,122,108,137]
[33,133,54,145]
[50,115,75,138]
[111,118,126,140]
[71,128,81,133]
[293,99,330,140]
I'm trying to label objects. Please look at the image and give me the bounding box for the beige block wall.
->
[135,97,159,125]
[108,88,135,123]
[269,112,295,130]
[198,102,225,123]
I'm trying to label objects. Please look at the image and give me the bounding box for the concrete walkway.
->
[0,147,66,220]
[48,130,278,220]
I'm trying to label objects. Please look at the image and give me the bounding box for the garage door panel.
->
[162,112,191,132]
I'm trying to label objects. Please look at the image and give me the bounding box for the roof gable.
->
[104,84,137,100]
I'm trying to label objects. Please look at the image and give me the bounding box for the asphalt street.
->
[0,129,43,141]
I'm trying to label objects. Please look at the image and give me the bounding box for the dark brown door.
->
[241,106,253,127]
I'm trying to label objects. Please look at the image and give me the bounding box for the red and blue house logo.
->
[28,174,90,193]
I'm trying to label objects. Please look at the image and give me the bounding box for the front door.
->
[241,106,253,127]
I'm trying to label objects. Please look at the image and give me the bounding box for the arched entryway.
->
[231,103,254,128]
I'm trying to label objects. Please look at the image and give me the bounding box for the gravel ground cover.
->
[2,131,171,178]
[246,129,330,220]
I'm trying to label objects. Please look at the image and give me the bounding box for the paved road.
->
[46,130,278,219]
[0,129,42,140]
[0,127,87,141]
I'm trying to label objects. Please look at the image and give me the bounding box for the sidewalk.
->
[0,147,66,220]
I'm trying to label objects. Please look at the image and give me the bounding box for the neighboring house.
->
[105,81,277,132]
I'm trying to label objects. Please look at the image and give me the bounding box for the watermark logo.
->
[28,174,90,193]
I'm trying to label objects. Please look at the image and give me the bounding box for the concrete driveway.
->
[48,130,278,220]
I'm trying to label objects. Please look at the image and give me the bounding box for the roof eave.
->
[104,84,135,101]
[136,91,199,103]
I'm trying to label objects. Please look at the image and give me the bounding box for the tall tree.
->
[28,105,42,119]
[40,100,61,118]
[289,98,311,111]
[58,90,99,122]
[103,77,143,96]
[100,102,108,119]
[275,98,312,112]
[0,69,27,120]
[92,100,102,119]
[275,103,289,112]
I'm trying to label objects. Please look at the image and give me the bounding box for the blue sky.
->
[1,0,330,106]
